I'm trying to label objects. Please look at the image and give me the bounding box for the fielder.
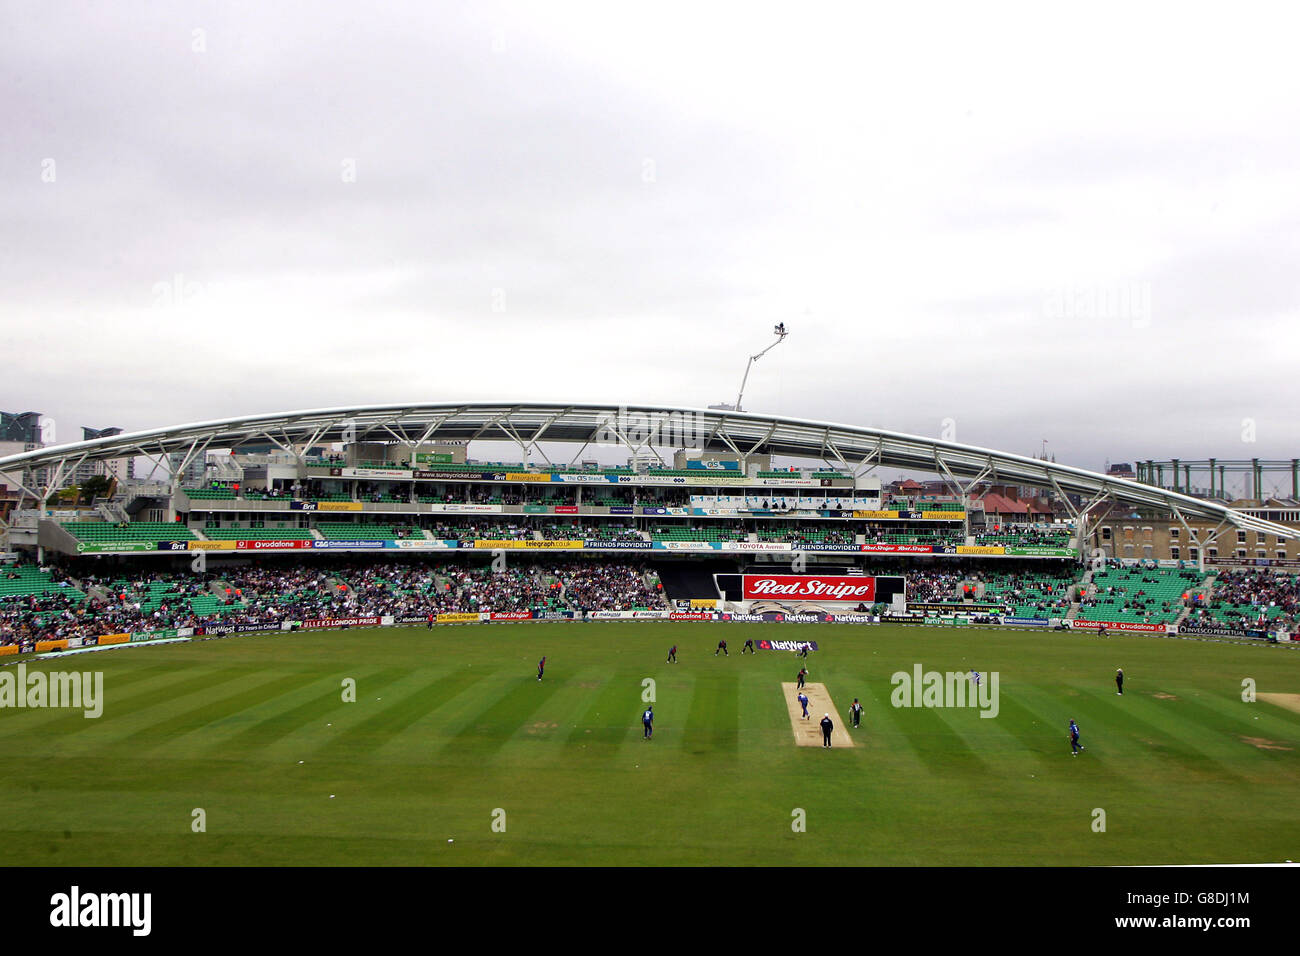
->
[1069,718,1085,755]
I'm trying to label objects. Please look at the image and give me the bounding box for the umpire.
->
[820,713,834,748]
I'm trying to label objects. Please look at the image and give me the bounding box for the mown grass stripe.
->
[12,666,251,744]
[438,675,565,764]
[885,690,992,776]
[563,669,644,754]
[682,669,738,757]
[127,669,329,754]
[315,669,490,766]
[1071,686,1249,785]
[220,666,412,760]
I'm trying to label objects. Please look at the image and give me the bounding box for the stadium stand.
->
[62,521,196,545]
[977,569,1076,619]
[1184,569,1300,630]
[203,528,314,540]
[0,564,85,600]
[1076,564,1206,625]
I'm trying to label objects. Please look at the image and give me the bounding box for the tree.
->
[52,487,80,506]
[80,475,114,504]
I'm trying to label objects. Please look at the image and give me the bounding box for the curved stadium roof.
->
[0,400,1288,537]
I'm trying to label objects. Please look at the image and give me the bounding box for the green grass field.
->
[3,622,1300,866]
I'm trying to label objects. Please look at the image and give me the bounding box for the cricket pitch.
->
[1259,692,1300,715]
[782,681,855,748]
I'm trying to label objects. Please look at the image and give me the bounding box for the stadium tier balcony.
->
[649,526,747,542]
[754,527,854,545]
[315,523,400,540]
[974,530,1071,547]
[203,528,314,541]
[863,531,964,546]
[645,468,726,477]
[62,521,196,544]
[184,487,238,499]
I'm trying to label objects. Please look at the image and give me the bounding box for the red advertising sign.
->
[742,574,876,602]
[1070,620,1168,633]
[235,539,312,550]
[553,505,579,514]
[859,544,934,554]
[488,611,533,620]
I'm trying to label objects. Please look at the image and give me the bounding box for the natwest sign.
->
[742,574,876,602]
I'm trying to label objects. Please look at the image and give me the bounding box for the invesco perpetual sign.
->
[742,574,877,602]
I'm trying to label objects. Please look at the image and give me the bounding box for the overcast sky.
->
[3,1,1298,479]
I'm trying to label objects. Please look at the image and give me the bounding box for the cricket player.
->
[850,698,863,728]
[820,713,834,748]
[426,612,434,630]
[970,670,981,687]
[799,643,809,659]
[667,645,677,663]
[642,705,654,740]
[715,639,729,656]
[537,656,546,682]
[1115,667,1124,696]
[741,638,755,654]
[798,692,810,719]
[797,666,807,689]
[1069,718,1084,755]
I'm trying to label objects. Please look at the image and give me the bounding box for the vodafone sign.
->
[742,574,876,602]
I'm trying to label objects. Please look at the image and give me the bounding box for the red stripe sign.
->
[742,574,876,602]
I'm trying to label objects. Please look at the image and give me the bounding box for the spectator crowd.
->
[0,557,669,646]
